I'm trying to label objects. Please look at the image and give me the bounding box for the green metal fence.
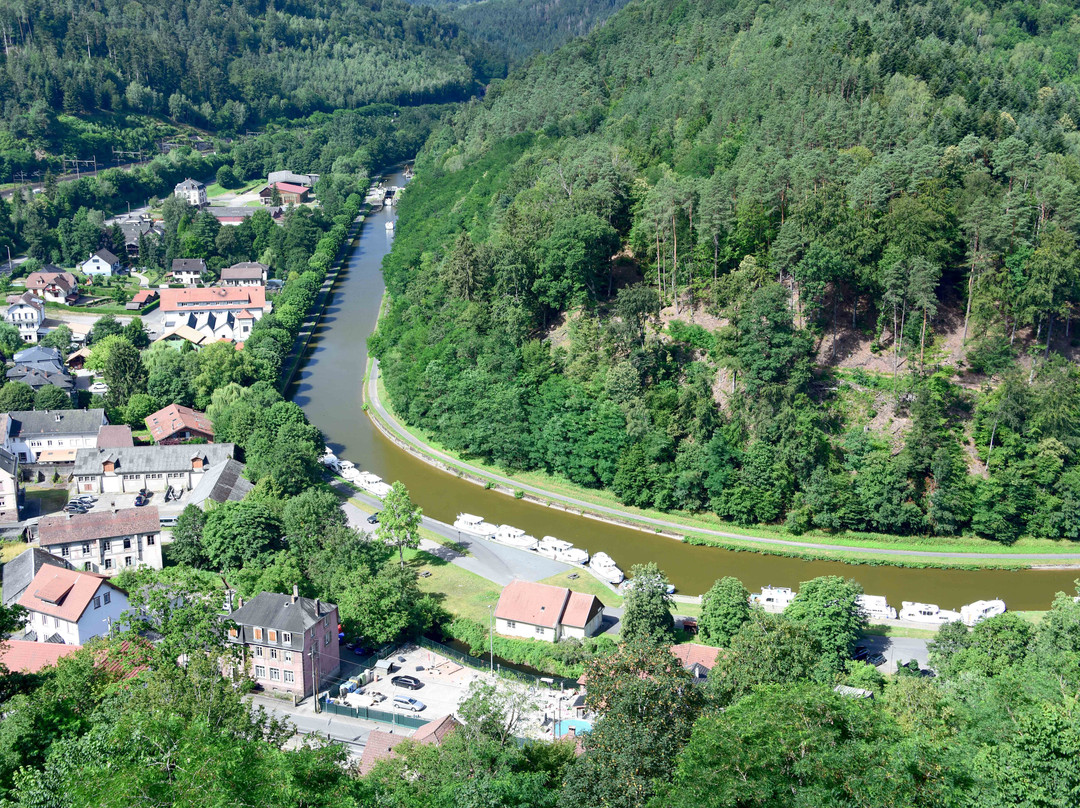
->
[322,697,428,729]
[418,637,579,691]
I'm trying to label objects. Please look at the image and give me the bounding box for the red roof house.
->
[493,580,604,642]
[145,403,214,444]
[0,639,82,672]
[358,715,460,775]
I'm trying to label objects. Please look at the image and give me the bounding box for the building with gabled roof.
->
[358,715,461,775]
[25,270,79,305]
[79,249,121,277]
[2,547,72,607]
[145,403,214,444]
[96,425,134,449]
[220,262,268,287]
[259,182,310,205]
[0,408,107,464]
[4,291,44,342]
[225,587,340,698]
[169,258,206,286]
[37,506,162,575]
[268,171,319,188]
[493,580,604,642]
[18,566,128,645]
[0,639,82,672]
[126,289,159,310]
[174,178,208,208]
[669,643,722,680]
[72,443,237,495]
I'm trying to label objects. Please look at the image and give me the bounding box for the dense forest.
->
[374,0,1080,544]
[0,0,502,168]
[406,0,631,62]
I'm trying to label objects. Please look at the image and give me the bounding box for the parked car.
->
[63,503,87,513]
[88,382,108,394]
[392,695,425,712]
[853,645,870,662]
[76,496,97,504]
[134,495,146,507]
[366,512,379,524]
[391,675,423,690]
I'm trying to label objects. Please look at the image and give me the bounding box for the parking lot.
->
[62,490,160,514]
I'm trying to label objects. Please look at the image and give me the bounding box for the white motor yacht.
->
[589,552,624,584]
[493,525,539,551]
[899,602,963,624]
[750,586,797,612]
[319,449,338,467]
[960,599,1006,627]
[535,536,589,565]
[857,594,898,621]
[453,513,498,539]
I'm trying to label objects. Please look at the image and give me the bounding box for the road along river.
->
[289,169,1080,609]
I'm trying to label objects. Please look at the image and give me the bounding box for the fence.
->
[418,637,580,691]
[322,697,429,729]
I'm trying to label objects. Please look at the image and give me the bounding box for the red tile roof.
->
[145,403,214,442]
[562,591,603,629]
[130,290,158,305]
[357,716,459,775]
[158,286,266,313]
[0,639,82,672]
[670,643,722,671]
[268,182,309,195]
[495,580,571,628]
[19,567,122,623]
[38,507,160,547]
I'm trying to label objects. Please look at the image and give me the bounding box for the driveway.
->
[861,635,931,673]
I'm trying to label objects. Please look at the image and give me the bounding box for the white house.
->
[37,507,162,575]
[71,443,238,495]
[18,565,128,645]
[220,262,268,287]
[4,292,44,342]
[79,249,122,277]
[493,580,604,643]
[0,409,108,464]
[169,258,207,286]
[25,270,79,305]
[174,178,208,208]
[0,447,19,523]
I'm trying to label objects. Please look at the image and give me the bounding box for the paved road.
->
[861,634,931,673]
[366,360,1080,562]
[250,694,383,758]
[329,478,573,586]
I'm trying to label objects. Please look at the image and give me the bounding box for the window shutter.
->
[253,627,262,640]
[268,630,277,643]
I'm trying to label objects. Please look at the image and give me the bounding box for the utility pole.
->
[488,605,494,673]
[310,645,321,713]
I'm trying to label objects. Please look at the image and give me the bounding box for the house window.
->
[53,617,59,628]
[82,543,91,555]
[270,649,278,660]
[83,562,91,571]
[268,630,277,643]
[506,620,516,629]
[103,558,113,570]
[125,556,132,567]
[269,669,280,681]
[103,592,111,604]
[284,651,292,662]
[535,626,544,635]
[253,646,263,658]
[254,666,266,679]
[283,671,294,683]
[229,628,238,638]
[123,538,131,549]
[102,541,111,552]
[60,547,70,558]
[93,596,101,609]
[146,536,155,546]
[324,632,330,646]
[281,632,291,644]
[253,628,263,640]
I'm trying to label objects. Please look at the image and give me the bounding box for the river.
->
[289,168,1079,610]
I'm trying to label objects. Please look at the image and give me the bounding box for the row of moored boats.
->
[750,585,1007,627]
[321,452,392,498]
[453,514,625,584]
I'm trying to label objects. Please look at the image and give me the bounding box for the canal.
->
[289,169,1079,610]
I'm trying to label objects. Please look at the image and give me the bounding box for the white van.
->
[393,695,426,712]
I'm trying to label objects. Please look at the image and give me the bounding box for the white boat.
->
[536,536,589,565]
[899,602,963,624]
[338,460,356,472]
[492,525,539,551]
[960,599,1006,627]
[453,513,498,539]
[589,552,624,584]
[750,586,797,612]
[319,449,338,467]
[385,220,394,230]
[356,472,392,498]
[857,594,897,621]
[618,577,675,595]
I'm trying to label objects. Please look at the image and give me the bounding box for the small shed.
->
[373,658,397,676]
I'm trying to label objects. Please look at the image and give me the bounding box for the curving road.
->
[366,359,1080,563]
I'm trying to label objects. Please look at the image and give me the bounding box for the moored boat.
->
[385,220,394,230]
[453,513,498,539]
[899,602,963,624]
[535,536,589,565]
[857,594,898,621]
[749,585,797,612]
[493,525,539,551]
[589,552,624,584]
[960,599,1006,626]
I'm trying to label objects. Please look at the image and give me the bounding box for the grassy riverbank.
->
[365,371,1080,570]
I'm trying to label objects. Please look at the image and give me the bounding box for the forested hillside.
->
[406,0,631,62]
[374,0,1080,544]
[0,0,502,167]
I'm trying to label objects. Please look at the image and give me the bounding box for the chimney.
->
[236,595,243,609]
[315,598,321,614]
[292,585,298,604]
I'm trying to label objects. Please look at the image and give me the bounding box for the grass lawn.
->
[407,548,500,625]
[864,624,940,640]
[206,180,262,198]
[1,541,28,563]
[369,374,1080,568]
[540,570,623,607]
[24,487,69,515]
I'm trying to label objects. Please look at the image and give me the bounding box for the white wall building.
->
[79,249,122,277]
[0,409,108,464]
[493,580,604,643]
[4,292,44,342]
[72,444,238,495]
[37,507,163,575]
[18,566,128,645]
[174,178,208,208]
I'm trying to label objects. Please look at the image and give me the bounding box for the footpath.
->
[364,360,1080,564]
